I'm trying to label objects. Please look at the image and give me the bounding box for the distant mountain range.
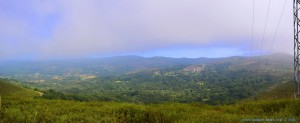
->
[0,53,293,77]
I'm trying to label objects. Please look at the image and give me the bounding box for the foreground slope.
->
[0,79,39,97]
[0,79,300,123]
[255,81,296,100]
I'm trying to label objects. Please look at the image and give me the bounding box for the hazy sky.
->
[0,0,292,59]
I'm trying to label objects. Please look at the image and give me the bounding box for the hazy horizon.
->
[0,52,292,61]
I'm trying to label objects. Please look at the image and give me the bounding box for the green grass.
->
[0,79,300,122]
[255,81,295,100]
[0,79,40,97]
[1,97,300,123]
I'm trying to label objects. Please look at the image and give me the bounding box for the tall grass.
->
[0,96,299,123]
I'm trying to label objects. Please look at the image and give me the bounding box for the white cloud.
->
[0,0,293,59]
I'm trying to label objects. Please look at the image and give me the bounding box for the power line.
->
[251,0,271,99]
[249,0,293,99]
[250,0,256,97]
[269,0,287,51]
[250,0,255,68]
[259,0,271,57]
[261,0,287,73]
[255,0,271,76]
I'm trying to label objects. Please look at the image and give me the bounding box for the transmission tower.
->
[294,0,300,97]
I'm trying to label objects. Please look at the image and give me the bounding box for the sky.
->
[0,0,292,60]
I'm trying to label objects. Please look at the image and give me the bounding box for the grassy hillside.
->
[0,79,300,122]
[255,81,296,100]
[0,79,40,97]
[1,95,300,123]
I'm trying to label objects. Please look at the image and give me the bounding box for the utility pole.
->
[294,0,300,97]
